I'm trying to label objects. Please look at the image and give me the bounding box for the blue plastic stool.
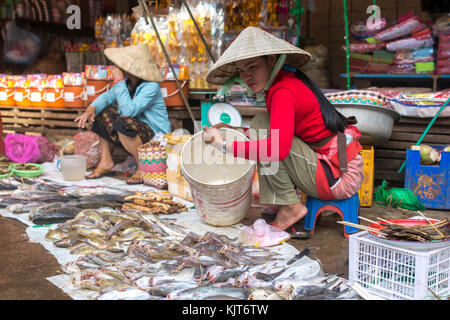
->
[304,194,360,239]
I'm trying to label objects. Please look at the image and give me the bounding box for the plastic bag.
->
[375,180,426,211]
[73,131,101,169]
[1,20,41,65]
[375,16,425,41]
[241,219,290,247]
[4,133,41,163]
[386,36,434,51]
[34,136,60,163]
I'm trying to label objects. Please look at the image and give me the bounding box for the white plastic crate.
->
[349,231,450,300]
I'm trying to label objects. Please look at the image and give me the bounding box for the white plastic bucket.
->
[180,129,256,226]
[57,155,87,181]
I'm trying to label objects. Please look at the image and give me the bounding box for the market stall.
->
[0,0,449,302]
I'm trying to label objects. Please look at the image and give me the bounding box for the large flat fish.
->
[31,207,82,225]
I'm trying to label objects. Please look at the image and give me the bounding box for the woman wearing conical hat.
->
[203,27,364,237]
[75,44,171,183]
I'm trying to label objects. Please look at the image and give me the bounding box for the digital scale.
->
[201,101,243,128]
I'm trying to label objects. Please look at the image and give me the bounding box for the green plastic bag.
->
[375,180,426,211]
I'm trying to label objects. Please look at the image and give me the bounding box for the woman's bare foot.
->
[86,160,115,179]
[272,202,308,231]
[126,169,146,184]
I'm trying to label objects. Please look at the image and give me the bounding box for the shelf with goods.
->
[341,0,450,91]
[339,73,450,91]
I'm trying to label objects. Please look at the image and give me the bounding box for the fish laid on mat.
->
[31,207,83,225]
[168,285,250,300]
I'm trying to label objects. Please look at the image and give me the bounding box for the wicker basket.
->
[138,141,168,189]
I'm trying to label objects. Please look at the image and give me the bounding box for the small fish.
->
[168,285,249,300]
[210,268,246,284]
[31,207,82,225]
[148,281,199,297]
[54,235,82,248]
[45,229,69,241]
[8,201,47,214]
[96,288,154,300]
[287,248,310,265]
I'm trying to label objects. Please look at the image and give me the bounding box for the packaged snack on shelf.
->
[159,65,190,81]
[0,75,15,106]
[26,74,47,108]
[84,65,113,80]
[44,74,64,108]
[62,72,85,87]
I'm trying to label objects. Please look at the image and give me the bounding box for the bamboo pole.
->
[138,0,200,132]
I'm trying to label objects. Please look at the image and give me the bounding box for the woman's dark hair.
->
[264,55,355,133]
[293,69,355,133]
[126,78,143,98]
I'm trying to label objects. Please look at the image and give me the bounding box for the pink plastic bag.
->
[241,219,290,247]
[4,133,41,163]
[375,16,425,41]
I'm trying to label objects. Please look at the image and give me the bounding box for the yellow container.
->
[358,145,374,207]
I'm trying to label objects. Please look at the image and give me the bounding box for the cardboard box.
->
[166,169,193,202]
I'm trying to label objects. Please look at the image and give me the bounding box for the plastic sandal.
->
[270,222,311,240]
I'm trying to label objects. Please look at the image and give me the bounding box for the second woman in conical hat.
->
[203,27,364,238]
[74,44,171,183]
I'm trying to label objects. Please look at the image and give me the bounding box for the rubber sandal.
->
[86,168,115,179]
[126,173,143,185]
[270,222,311,240]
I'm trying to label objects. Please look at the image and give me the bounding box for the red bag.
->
[73,131,100,169]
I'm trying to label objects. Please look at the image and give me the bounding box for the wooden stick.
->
[376,217,430,236]
[376,217,395,225]
[417,211,445,238]
[336,221,385,234]
[359,216,382,225]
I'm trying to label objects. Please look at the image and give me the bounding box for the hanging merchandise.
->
[225,0,261,31]
[131,1,224,89]
[2,20,41,65]
[96,14,133,48]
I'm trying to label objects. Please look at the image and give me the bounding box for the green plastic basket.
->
[0,172,12,179]
[10,163,44,178]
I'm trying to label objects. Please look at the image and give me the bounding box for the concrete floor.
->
[244,198,449,278]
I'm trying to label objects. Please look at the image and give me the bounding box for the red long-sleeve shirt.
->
[232,70,334,161]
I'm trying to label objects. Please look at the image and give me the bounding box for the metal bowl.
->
[334,104,400,146]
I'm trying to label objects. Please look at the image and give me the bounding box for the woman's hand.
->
[212,122,238,130]
[110,66,124,81]
[202,126,224,149]
[74,105,96,129]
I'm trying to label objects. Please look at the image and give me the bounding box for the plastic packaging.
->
[4,133,41,163]
[34,136,60,163]
[375,180,426,211]
[73,131,101,169]
[2,20,41,65]
[375,16,425,41]
[240,219,290,247]
[386,36,434,51]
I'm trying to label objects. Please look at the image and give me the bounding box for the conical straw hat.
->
[104,44,163,82]
[206,27,312,85]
